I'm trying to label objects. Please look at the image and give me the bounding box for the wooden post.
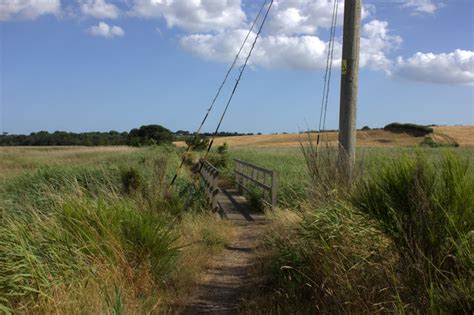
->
[271,170,278,208]
[212,170,218,212]
[339,0,361,180]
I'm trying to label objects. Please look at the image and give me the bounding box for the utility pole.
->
[339,0,361,179]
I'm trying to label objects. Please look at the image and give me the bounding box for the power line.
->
[204,0,274,157]
[317,0,339,145]
[170,0,269,186]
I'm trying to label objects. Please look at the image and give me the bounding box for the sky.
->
[0,0,473,135]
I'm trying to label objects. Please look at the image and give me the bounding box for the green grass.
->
[222,147,474,207]
[239,146,473,313]
[353,151,473,312]
[0,146,231,313]
[2,144,473,313]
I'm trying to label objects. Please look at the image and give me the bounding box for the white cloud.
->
[180,29,336,70]
[130,0,246,33]
[394,49,474,85]
[360,20,402,71]
[80,0,119,19]
[0,0,60,21]
[402,0,438,14]
[180,19,400,72]
[88,21,124,38]
[267,0,374,35]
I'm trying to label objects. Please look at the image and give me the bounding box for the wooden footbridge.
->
[198,159,278,223]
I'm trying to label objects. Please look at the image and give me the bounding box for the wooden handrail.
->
[199,160,220,212]
[234,159,278,208]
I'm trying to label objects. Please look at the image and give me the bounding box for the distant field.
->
[433,126,474,147]
[0,146,138,178]
[175,126,474,148]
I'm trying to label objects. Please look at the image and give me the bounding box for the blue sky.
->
[1,0,473,135]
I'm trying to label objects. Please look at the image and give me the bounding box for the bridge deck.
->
[216,188,266,224]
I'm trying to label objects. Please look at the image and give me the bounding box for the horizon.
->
[1,0,473,135]
[2,122,471,136]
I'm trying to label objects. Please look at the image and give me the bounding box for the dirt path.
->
[184,221,263,314]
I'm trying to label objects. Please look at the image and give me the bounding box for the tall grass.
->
[0,149,178,312]
[0,146,233,313]
[244,148,473,313]
[353,151,473,312]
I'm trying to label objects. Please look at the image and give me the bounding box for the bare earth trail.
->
[184,189,266,314]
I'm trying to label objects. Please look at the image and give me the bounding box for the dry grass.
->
[174,126,473,148]
[433,126,474,147]
[0,146,138,178]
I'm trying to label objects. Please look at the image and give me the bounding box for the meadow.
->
[0,140,473,313]
[0,146,236,313]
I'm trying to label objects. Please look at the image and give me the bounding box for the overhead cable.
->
[170,0,269,186]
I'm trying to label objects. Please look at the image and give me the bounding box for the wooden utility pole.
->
[339,0,361,179]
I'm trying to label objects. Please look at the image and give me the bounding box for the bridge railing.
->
[234,159,277,209]
[199,160,220,212]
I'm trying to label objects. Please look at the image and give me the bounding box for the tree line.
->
[0,125,257,146]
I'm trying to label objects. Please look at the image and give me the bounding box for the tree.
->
[127,125,173,146]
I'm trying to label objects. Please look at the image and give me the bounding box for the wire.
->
[169,0,269,186]
[317,0,339,145]
[204,0,274,157]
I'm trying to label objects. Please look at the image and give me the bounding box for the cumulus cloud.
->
[267,0,374,35]
[402,0,438,14]
[360,20,402,70]
[130,0,246,33]
[80,0,119,19]
[0,0,60,21]
[394,49,474,85]
[88,21,124,38]
[180,29,336,70]
[180,19,399,72]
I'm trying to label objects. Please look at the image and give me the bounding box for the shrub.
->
[420,136,459,148]
[207,143,229,168]
[185,136,209,151]
[384,122,433,136]
[217,142,228,155]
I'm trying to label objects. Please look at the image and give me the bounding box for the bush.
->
[420,136,459,148]
[207,143,229,168]
[185,136,210,151]
[384,122,433,136]
[217,142,228,155]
